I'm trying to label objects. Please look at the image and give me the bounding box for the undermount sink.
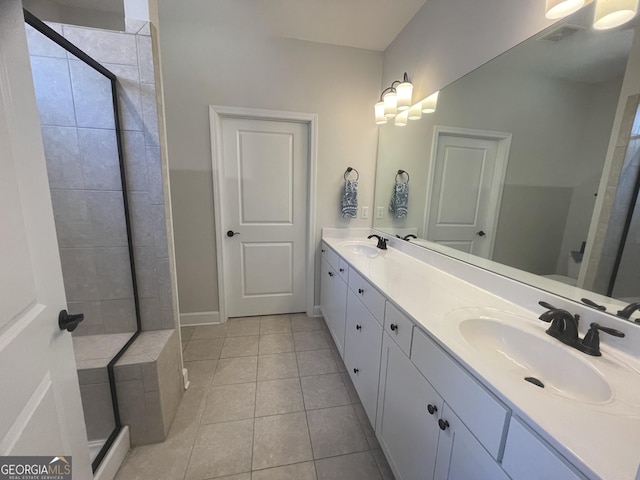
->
[339,241,380,257]
[456,315,613,404]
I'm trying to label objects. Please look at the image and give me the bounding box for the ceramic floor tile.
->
[306,405,369,459]
[171,387,207,430]
[296,349,338,377]
[252,412,313,470]
[183,338,224,361]
[257,352,299,381]
[185,419,253,480]
[213,356,258,386]
[315,451,382,480]
[291,314,326,332]
[220,335,260,358]
[255,378,304,417]
[260,315,292,335]
[114,438,192,480]
[227,317,261,337]
[201,382,256,424]
[301,373,351,410]
[251,461,317,480]
[354,402,380,450]
[372,448,396,480]
[191,323,228,340]
[341,372,360,404]
[181,326,195,341]
[259,333,294,355]
[294,331,331,351]
[184,360,217,389]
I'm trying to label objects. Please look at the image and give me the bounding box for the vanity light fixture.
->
[545,0,638,29]
[594,0,639,29]
[395,110,409,126]
[407,102,423,120]
[421,90,440,113]
[375,72,413,124]
[545,0,586,19]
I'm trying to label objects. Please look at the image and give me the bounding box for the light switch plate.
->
[362,206,370,219]
[376,207,384,219]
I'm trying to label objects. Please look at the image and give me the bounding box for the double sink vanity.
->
[320,229,640,480]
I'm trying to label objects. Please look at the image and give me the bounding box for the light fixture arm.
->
[379,73,411,101]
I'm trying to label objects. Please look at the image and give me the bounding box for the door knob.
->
[59,310,84,332]
[227,230,240,237]
[476,230,486,237]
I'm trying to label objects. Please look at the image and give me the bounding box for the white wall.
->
[157,19,383,315]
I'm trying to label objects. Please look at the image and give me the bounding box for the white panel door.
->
[426,134,500,258]
[219,116,308,317]
[0,3,90,476]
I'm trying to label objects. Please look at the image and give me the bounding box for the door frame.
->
[209,106,318,322]
[423,125,512,258]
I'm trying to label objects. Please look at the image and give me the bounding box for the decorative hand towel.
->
[389,173,409,219]
[341,179,358,218]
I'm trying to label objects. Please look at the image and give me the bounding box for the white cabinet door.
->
[377,334,442,480]
[502,417,587,480]
[320,258,347,356]
[344,290,383,426]
[434,404,510,480]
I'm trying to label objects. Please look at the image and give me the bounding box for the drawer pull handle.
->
[328,271,334,277]
[427,404,437,415]
[353,368,359,374]
[390,323,398,332]
[358,288,364,294]
[356,324,362,331]
[339,268,345,272]
[438,419,450,431]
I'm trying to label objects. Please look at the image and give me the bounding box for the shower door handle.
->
[59,310,84,332]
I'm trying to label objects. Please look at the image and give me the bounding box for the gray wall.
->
[27,20,175,333]
[157,17,383,318]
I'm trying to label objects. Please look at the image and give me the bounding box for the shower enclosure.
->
[25,13,141,472]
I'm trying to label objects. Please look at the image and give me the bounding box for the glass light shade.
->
[594,0,638,29]
[396,82,413,111]
[421,91,439,113]
[395,110,408,127]
[383,91,398,118]
[545,0,585,19]
[408,103,422,120]
[375,102,387,124]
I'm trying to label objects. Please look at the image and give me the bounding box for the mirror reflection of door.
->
[424,127,511,258]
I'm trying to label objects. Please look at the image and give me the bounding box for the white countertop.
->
[323,234,640,480]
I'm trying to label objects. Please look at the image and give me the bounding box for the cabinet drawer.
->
[338,258,349,281]
[411,328,509,460]
[348,268,385,325]
[384,302,414,357]
[502,417,586,480]
[321,242,340,271]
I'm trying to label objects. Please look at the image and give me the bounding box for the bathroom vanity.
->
[320,230,640,480]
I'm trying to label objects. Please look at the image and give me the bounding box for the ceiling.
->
[157,0,428,52]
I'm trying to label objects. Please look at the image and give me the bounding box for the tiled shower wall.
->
[27,21,174,334]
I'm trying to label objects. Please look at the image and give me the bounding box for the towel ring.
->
[396,169,410,183]
[344,167,359,181]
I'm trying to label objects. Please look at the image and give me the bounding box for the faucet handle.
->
[581,322,625,356]
[538,300,558,312]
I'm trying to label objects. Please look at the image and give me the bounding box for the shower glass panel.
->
[25,14,140,472]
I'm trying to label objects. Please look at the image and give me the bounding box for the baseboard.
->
[312,305,322,317]
[180,311,221,326]
[93,426,130,480]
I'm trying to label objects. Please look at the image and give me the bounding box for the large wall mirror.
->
[373,3,640,324]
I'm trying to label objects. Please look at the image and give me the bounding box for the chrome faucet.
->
[368,234,388,250]
[617,302,640,321]
[538,301,625,356]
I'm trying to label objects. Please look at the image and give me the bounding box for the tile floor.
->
[114,313,395,480]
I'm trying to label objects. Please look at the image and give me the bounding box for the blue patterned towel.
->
[341,179,358,218]
[389,181,409,219]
